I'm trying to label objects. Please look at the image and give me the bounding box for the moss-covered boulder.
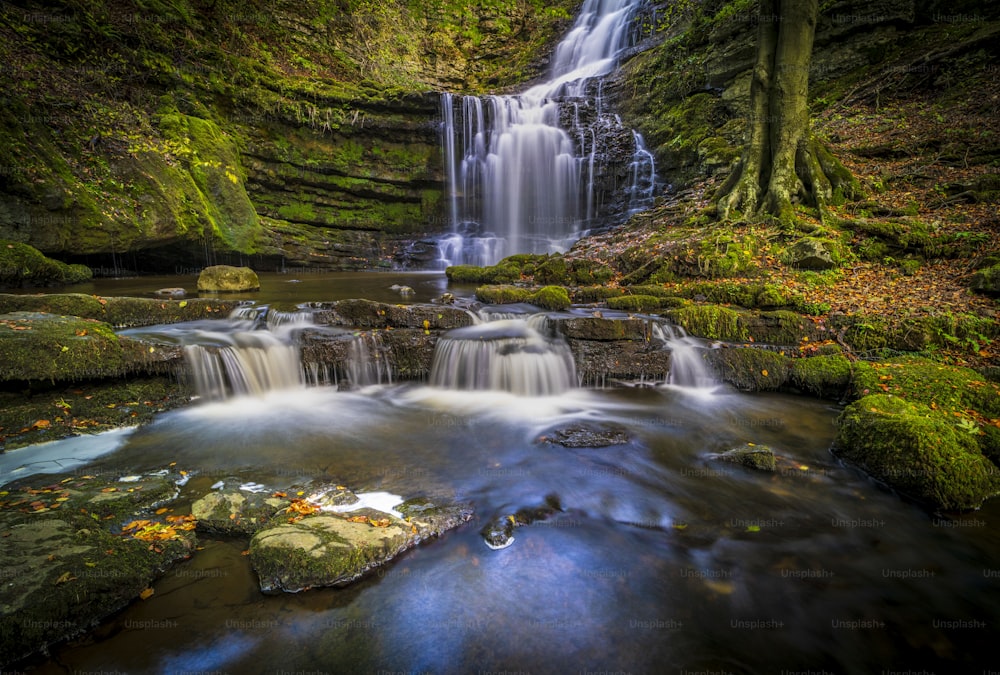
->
[852,358,1000,418]
[0,240,92,287]
[786,237,840,270]
[0,468,194,665]
[607,295,664,312]
[789,354,853,399]
[970,264,1000,295]
[0,312,125,382]
[0,294,240,327]
[249,497,473,593]
[531,285,571,311]
[715,443,777,472]
[196,265,260,292]
[558,317,648,341]
[836,395,999,511]
[475,285,533,305]
[708,348,791,392]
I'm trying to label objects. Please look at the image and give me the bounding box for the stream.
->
[9,286,998,674]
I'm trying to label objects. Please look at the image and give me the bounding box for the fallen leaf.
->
[54,571,77,585]
[139,587,154,600]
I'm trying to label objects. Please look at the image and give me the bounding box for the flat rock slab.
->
[249,497,472,593]
[191,489,292,535]
[0,469,194,665]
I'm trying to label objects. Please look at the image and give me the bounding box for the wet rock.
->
[248,497,472,592]
[715,444,777,472]
[0,293,240,328]
[480,495,562,550]
[558,317,649,341]
[313,299,472,330]
[707,347,791,392]
[154,287,186,298]
[191,489,292,536]
[196,265,260,292]
[0,469,194,665]
[539,422,631,448]
[568,338,672,386]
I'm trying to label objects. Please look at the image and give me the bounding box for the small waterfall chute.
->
[653,323,717,390]
[430,319,576,396]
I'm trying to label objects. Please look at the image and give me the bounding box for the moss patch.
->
[0,312,124,383]
[0,240,92,287]
[668,305,747,342]
[707,347,791,392]
[789,354,852,399]
[836,395,999,511]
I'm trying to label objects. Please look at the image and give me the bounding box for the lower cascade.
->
[178,306,311,399]
[653,323,717,389]
[429,319,576,396]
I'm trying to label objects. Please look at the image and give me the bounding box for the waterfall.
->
[181,307,311,400]
[429,319,576,396]
[344,331,394,387]
[653,323,716,389]
[439,0,656,267]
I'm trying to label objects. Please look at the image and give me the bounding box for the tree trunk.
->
[717,0,858,226]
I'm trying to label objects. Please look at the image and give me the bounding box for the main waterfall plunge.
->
[439,0,657,267]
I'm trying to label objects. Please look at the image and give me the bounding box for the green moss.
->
[836,395,999,511]
[789,355,852,399]
[573,286,625,303]
[0,312,125,383]
[0,241,93,287]
[0,293,106,320]
[852,358,1000,418]
[606,295,663,313]
[718,443,777,472]
[669,305,748,341]
[445,265,490,283]
[530,286,571,311]
[569,259,614,285]
[708,348,791,392]
[475,285,532,305]
[971,264,1000,295]
[534,257,571,285]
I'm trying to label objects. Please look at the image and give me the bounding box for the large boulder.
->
[836,395,999,511]
[196,265,260,292]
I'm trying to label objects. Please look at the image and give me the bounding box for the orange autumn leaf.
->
[139,587,155,600]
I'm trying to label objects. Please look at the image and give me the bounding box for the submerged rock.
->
[539,421,632,448]
[154,287,186,298]
[196,265,260,292]
[480,495,562,550]
[715,443,777,472]
[0,469,194,665]
[248,496,472,593]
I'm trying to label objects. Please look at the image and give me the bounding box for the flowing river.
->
[6,281,997,674]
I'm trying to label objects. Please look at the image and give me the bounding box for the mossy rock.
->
[192,490,292,536]
[446,265,492,283]
[0,469,194,665]
[0,240,93,287]
[530,286,571,311]
[852,358,1000,419]
[836,395,999,511]
[103,297,240,328]
[534,257,571,285]
[789,355,852,399]
[196,265,260,292]
[715,443,777,472]
[475,285,533,305]
[0,312,124,382]
[746,310,820,345]
[569,259,614,285]
[970,264,1000,295]
[573,286,626,303]
[707,348,791,392]
[606,295,663,313]
[668,305,748,341]
[785,237,840,270]
[0,293,107,320]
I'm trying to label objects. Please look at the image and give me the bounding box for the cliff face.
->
[0,0,577,273]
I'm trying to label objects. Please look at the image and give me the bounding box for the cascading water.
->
[429,319,576,396]
[653,323,717,390]
[439,0,657,267]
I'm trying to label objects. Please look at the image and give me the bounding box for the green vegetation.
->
[837,395,999,511]
[668,305,747,342]
[606,295,664,313]
[0,241,92,286]
[530,286,571,311]
[0,312,125,383]
[708,348,791,392]
[789,354,852,399]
